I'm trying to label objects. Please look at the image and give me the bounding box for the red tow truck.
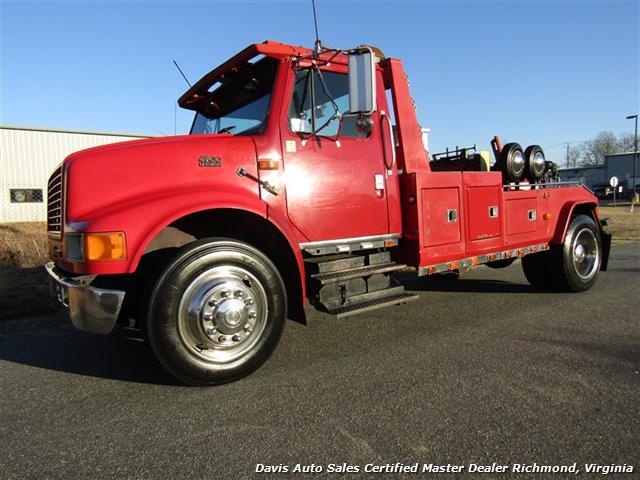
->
[46,40,611,385]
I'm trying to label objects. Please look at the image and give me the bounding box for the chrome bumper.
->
[45,262,125,334]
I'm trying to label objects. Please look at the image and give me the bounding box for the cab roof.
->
[178,40,321,110]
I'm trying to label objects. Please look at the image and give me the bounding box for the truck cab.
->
[46,40,610,385]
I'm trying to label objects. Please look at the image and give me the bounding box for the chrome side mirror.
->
[348,49,376,114]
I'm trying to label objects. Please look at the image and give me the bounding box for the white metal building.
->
[1,126,153,223]
[558,151,639,196]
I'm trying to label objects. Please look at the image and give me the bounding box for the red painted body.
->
[48,40,601,307]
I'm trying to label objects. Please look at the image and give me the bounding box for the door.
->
[280,67,390,241]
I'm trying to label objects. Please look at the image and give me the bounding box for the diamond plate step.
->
[311,262,406,285]
[330,292,420,319]
[303,254,365,274]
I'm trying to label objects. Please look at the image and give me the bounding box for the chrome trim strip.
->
[300,233,402,256]
[418,243,550,276]
[45,262,125,335]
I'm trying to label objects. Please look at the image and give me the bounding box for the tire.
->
[500,143,525,183]
[548,215,602,292]
[524,145,545,181]
[521,251,554,290]
[147,238,287,386]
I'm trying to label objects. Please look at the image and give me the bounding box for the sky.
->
[1,0,638,164]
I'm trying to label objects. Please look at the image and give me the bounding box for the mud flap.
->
[600,232,611,271]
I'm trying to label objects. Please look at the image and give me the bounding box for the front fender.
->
[61,187,267,275]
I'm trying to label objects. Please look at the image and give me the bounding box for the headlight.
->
[64,234,84,261]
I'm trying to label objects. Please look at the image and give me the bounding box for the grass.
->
[0,222,48,268]
[0,223,56,323]
[599,206,640,243]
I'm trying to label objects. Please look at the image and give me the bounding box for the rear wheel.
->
[548,215,602,292]
[147,238,287,386]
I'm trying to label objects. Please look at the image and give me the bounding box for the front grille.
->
[47,164,64,235]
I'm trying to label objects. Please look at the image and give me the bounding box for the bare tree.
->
[567,145,581,167]
[617,132,640,153]
[580,131,618,166]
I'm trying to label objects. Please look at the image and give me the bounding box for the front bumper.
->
[45,262,125,334]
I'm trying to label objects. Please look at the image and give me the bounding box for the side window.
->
[288,69,369,138]
[289,71,313,133]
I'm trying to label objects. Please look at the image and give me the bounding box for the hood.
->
[63,134,259,224]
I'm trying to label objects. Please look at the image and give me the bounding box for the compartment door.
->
[505,197,538,236]
[467,186,502,241]
[422,187,461,247]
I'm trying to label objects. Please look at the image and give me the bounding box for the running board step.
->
[329,292,420,319]
[311,262,407,285]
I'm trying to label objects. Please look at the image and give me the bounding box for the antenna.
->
[311,0,321,55]
[173,60,192,87]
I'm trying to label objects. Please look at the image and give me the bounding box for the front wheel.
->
[550,215,602,292]
[147,239,287,386]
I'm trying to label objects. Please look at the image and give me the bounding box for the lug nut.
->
[218,335,227,343]
[244,298,254,306]
[203,313,213,321]
[208,300,218,307]
[206,327,216,335]
[234,290,245,298]
[220,290,230,298]
[248,311,257,320]
[232,335,240,342]
[244,325,253,333]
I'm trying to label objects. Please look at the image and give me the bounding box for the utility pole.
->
[626,114,638,212]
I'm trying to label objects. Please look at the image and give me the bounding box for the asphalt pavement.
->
[1,243,638,479]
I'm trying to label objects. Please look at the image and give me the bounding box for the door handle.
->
[374,174,385,190]
[380,110,395,171]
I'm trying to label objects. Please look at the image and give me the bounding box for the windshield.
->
[190,57,277,136]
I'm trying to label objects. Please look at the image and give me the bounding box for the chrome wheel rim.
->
[571,228,599,280]
[509,150,525,177]
[177,265,268,368]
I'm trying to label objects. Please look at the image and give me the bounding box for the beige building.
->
[1,126,153,223]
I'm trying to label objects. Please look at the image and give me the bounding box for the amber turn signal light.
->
[258,159,280,170]
[84,232,127,261]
